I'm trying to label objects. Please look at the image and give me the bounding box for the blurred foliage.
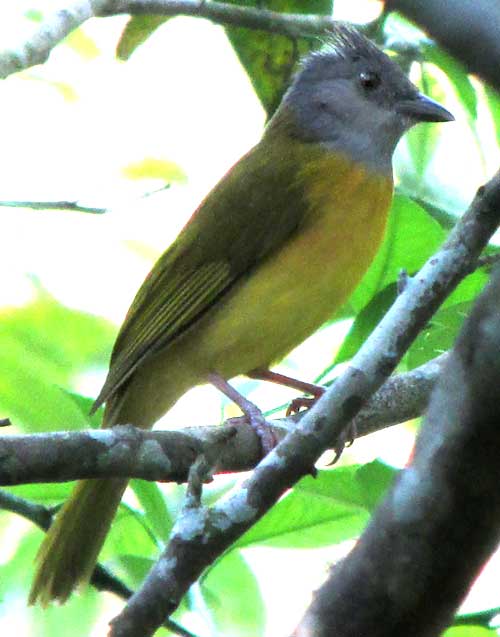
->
[0,287,113,432]
[122,157,187,185]
[2,3,500,637]
[117,15,171,60]
[444,628,497,637]
[222,0,333,117]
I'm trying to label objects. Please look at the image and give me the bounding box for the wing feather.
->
[92,134,319,412]
[92,260,232,410]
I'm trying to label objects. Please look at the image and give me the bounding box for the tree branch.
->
[0,490,54,530]
[98,0,336,35]
[0,1,94,78]
[0,354,445,487]
[107,171,500,637]
[0,0,337,79]
[4,1,498,98]
[294,265,500,637]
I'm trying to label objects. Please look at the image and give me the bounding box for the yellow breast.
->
[190,150,393,377]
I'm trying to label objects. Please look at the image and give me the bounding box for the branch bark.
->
[294,265,500,637]
[0,0,337,79]
[0,354,444,486]
[4,1,500,95]
[0,1,94,78]
[107,172,500,637]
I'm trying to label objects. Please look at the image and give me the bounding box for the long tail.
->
[29,477,127,605]
[29,390,132,606]
[29,357,192,605]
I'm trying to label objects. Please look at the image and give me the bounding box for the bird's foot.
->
[285,387,326,416]
[209,372,277,456]
[247,368,326,418]
[242,404,278,456]
[227,407,277,456]
[331,420,358,463]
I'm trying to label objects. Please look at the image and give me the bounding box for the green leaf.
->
[348,193,445,313]
[122,157,187,184]
[117,16,170,61]
[408,303,464,369]
[406,302,468,369]
[64,29,100,60]
[444,269,488,309]
[130,480,174,541]
[235,463,396,550]
[101,503,159,566]
[443,628,496,637]
[356,461,397,511]
[485,86,500,147]
[21,74,80,101]
[405,64,442,178]
[0,291,114,431]
[116,554,155,588]
[223,0,333,117]
[4,482,74,504]
[0,527,100,637]
[59,389,103,428]
[0,526,43,591]
[25,9,43,22]
[335,283,396,365]
[336,241,485,369]
[29,585,100,637]
[200,551,265,637]
[401,188,462,232]
[405,269,487,369]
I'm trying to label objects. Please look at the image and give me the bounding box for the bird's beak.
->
[396,93,455,123]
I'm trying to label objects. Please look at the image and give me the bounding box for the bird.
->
[29,24,453,605]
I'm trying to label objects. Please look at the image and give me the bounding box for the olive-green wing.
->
[92,140,310,411]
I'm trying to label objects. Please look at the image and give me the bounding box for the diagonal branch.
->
[294,264,500,637]
[108,171,500,637]
[0,353,445,487]
[0,1,94,78]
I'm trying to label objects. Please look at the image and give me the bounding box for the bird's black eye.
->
[359,71,381,90]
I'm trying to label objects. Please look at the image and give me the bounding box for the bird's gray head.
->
[273,25,453,173]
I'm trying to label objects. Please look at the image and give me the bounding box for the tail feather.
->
[29,477,127,605]
[29,360,190,605]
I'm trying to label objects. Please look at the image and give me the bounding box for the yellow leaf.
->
[122,158,186,183]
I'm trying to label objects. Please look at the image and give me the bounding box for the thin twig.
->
[0,0,339,79]
[0,200,107,214]
[0,490,199,637]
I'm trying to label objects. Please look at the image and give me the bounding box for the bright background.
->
[0,1,499,636]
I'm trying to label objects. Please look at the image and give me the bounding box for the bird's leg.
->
[248,368,325,416]
[248,368,357,459]
[208,372,276,455]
